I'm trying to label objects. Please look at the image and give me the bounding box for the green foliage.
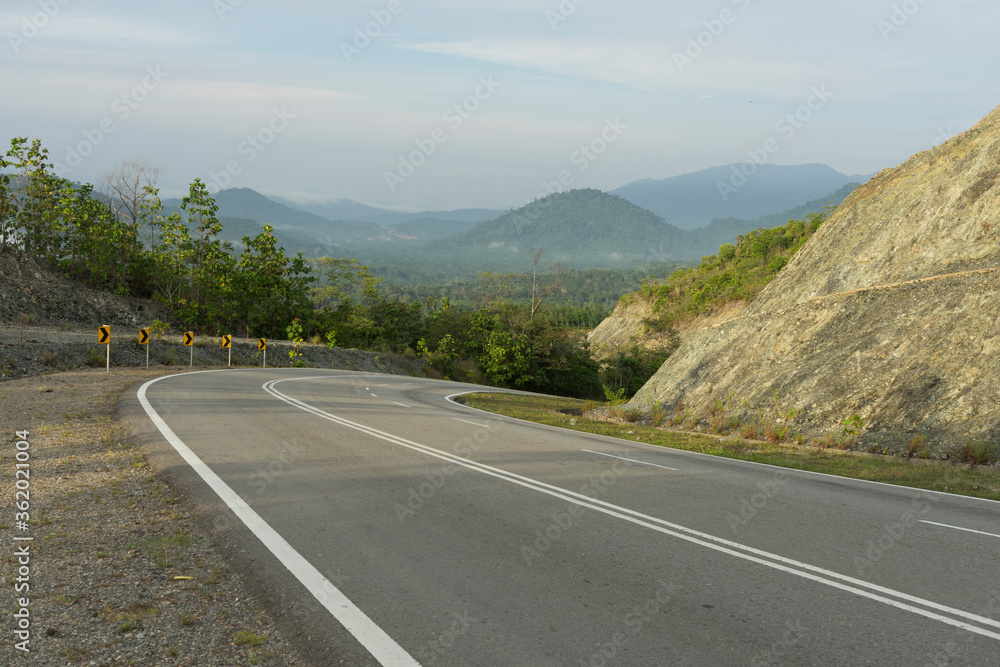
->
[639,210,831,333]
[150,319,170,339]
[468,304,601,398]
[285,319,304,342]
[599,345,674,399]
[602,385,627,405]
[1,137,315,340]
[286,318,305,367]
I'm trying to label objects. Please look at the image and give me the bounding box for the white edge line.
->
[453,417,489,428]
[443,392,1000,507]
[581,449,679,471]
[137,373,420,667]
[268,379,1000,640]
[920,520,1000,539]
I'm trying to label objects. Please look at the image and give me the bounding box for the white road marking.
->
[920,520,1000,539]
[265,377,1000,643]
[138,374,420,667]
[581,449,679,471]
[445,393,1000,508]
[453,418,489,428]
[394,402,411,408]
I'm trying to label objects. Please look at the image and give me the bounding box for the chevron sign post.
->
[98,325,110,372]
[139,328,150,368]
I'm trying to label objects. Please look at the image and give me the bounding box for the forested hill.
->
[352,189,699,274]
[441,189,689,262]
[353,186,858,277]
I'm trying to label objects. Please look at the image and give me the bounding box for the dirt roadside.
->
[0,369,320,666]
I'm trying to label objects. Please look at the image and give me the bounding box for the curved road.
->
[122,369,1000,666]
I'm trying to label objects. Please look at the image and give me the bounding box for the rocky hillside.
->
[0,248,171,328]
[586,298,654,355]
[586,298,745,357]
[628,104,1000,454]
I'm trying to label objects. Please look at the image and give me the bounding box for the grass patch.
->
[457,392,1000,501]
[101,602,161,632]
[234,629,268,647]
[141,528,198,568]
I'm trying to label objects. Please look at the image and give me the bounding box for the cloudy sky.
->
[3,0,998,211]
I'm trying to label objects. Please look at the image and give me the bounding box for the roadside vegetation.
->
[458,392,1000,502]
[636,209,830,335]
[0,136,630,399]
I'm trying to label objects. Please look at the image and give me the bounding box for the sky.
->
[3,0,998,212]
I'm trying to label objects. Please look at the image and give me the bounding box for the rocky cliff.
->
[586,298,654,355]
[587,297,746,357]
[628,105,1000,452]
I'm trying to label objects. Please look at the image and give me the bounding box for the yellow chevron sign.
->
[222,335,232,349]
[258,338,267,350]
[183,332,194,346]
[98,326,110,344]
[139,328,150,345]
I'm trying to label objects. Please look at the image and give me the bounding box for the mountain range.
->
[270,196,501,228]
[611,163,870,229]
[161,163,865,274]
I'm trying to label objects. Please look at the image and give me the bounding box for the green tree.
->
[233,224,313,338]
[0,151,13,252]
[149,210,192,311]
[6,138,62,260]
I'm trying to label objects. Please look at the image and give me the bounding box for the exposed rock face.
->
[588,297,746,358]
[587,299,654,355]
[629,105,1000,451]
[0,248,171,327]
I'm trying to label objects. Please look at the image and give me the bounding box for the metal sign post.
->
[259,338,267,368]
[184,332,194,366]
[222,335,232,368]
[99,325,111,372]
[139,328,150,368]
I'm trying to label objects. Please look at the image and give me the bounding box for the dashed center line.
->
[581,449,679,471]
[920,520,1000,539]
[453,418,489,428]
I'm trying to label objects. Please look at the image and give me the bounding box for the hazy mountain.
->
[271,195,501,228]
[613,163,867,230]
[163,188,386,245]
[353,190,698,275]
[351,183,859,278]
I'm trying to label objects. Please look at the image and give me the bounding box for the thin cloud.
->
[4,12,213,49]
[399,39,839,98]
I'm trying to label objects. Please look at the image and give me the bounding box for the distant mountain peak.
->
[612,163,858,230]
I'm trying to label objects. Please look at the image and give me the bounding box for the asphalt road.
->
[123,369,1000,666]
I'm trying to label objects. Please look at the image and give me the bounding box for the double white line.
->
[264,376,1000,643]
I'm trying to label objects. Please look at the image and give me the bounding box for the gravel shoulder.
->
[0,369,313,666]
